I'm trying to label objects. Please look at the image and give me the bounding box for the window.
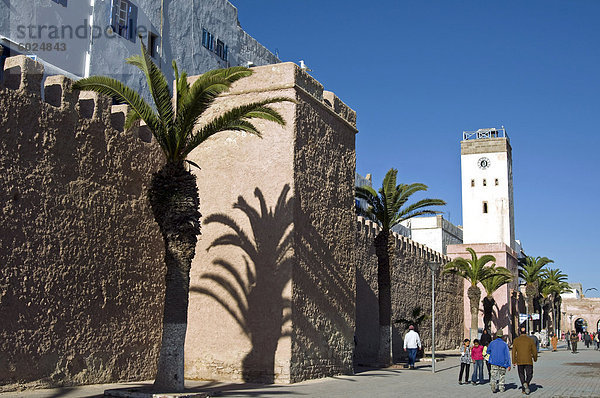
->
[471,179,475,187]
[149,33,159,58]
[495,178,499,186]
[202,29,228,61]
[111,0,137,41]
[216,40,225,59]
[483,201,488,214]
[202,29,214,51]
[51,0,68,6]
[483,179,487,186]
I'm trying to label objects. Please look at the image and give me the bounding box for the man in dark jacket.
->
[513,327,538,395]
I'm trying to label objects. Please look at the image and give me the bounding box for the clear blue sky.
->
[230,0,600,297]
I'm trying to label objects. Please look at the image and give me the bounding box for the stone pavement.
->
[1,344,599,398]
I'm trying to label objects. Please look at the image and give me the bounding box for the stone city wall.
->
[184,62,357,384]
[355,217,464,364]
[0,55,463,392]
[0,56,165,392]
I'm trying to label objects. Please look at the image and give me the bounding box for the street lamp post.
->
[427,261,440,373]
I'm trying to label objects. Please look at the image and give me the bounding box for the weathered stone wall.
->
[184,62,357,384]
[0,56,165,391]
[290,88,356,383]
[560,298,600,334]
[355,217,463,365]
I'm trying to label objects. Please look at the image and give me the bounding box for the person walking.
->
[550,333,558,352]
[480,329,493,380]
[403,325,421,369]
[595,332,600,350]
[530,332,540,354]
[566,330,571,350]
[487,330,511,393]
[458,338,471,385]
[570,330,579,353]
[471,339,485,385]
[584,332,591,348]
[513,327,538,395]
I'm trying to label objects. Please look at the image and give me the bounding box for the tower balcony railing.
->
[463,127,508,141]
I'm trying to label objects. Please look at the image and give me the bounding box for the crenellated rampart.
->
[0,55,165,391]
[354,216,463,364]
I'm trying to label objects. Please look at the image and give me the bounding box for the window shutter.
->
[127,2,138,42]
[109,0,118,32]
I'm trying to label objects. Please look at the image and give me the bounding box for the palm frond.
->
[481,265,513,296]
[124,109,142,130]
[174,67,255,149]
[355,168,445,232]
[443,247,497,286]
[126,41,173,129]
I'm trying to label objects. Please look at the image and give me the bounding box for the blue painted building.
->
[1,0,278,91]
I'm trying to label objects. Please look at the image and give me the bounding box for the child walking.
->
[471,339,485,384]
[459,338,471,384]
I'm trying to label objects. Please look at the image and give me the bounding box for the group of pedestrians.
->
[458,327,538,395]
[565,329,600,352]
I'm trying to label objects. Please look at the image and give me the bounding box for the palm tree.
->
[443,248,496,341]
[73,43,291,391]
[539,269,570,335]
[480,265,513,331]
[519,256,553,333]
[355,168,445,365]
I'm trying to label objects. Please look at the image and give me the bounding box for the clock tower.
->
[460,128,515,251]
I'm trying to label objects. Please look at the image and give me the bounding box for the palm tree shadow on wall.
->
[190,185,293,383]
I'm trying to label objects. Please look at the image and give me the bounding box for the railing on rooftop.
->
[463,127,508,141]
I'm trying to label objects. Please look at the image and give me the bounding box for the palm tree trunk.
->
[375,231,392,366]
[525,283,537,333]
[467,285,481,341]
[149,162,200,391]
[482,295,495,332]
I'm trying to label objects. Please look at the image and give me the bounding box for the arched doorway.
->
[574,318,587,334]
[597,319,600,333]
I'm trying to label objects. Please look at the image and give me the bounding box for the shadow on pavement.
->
[210,391,298,397]
[530,383,543,393]
[192,382,300,397]
[37,384,146,398]
[503,382,519,391]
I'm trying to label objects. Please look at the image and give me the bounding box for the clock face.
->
[478,157,491,169]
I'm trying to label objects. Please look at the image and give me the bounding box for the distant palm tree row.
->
[519,256,571,335]
[443,251,571,341]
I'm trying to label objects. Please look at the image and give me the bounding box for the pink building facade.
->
[447,243,519,340]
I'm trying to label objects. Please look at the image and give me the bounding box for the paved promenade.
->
[2,344,599,397]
